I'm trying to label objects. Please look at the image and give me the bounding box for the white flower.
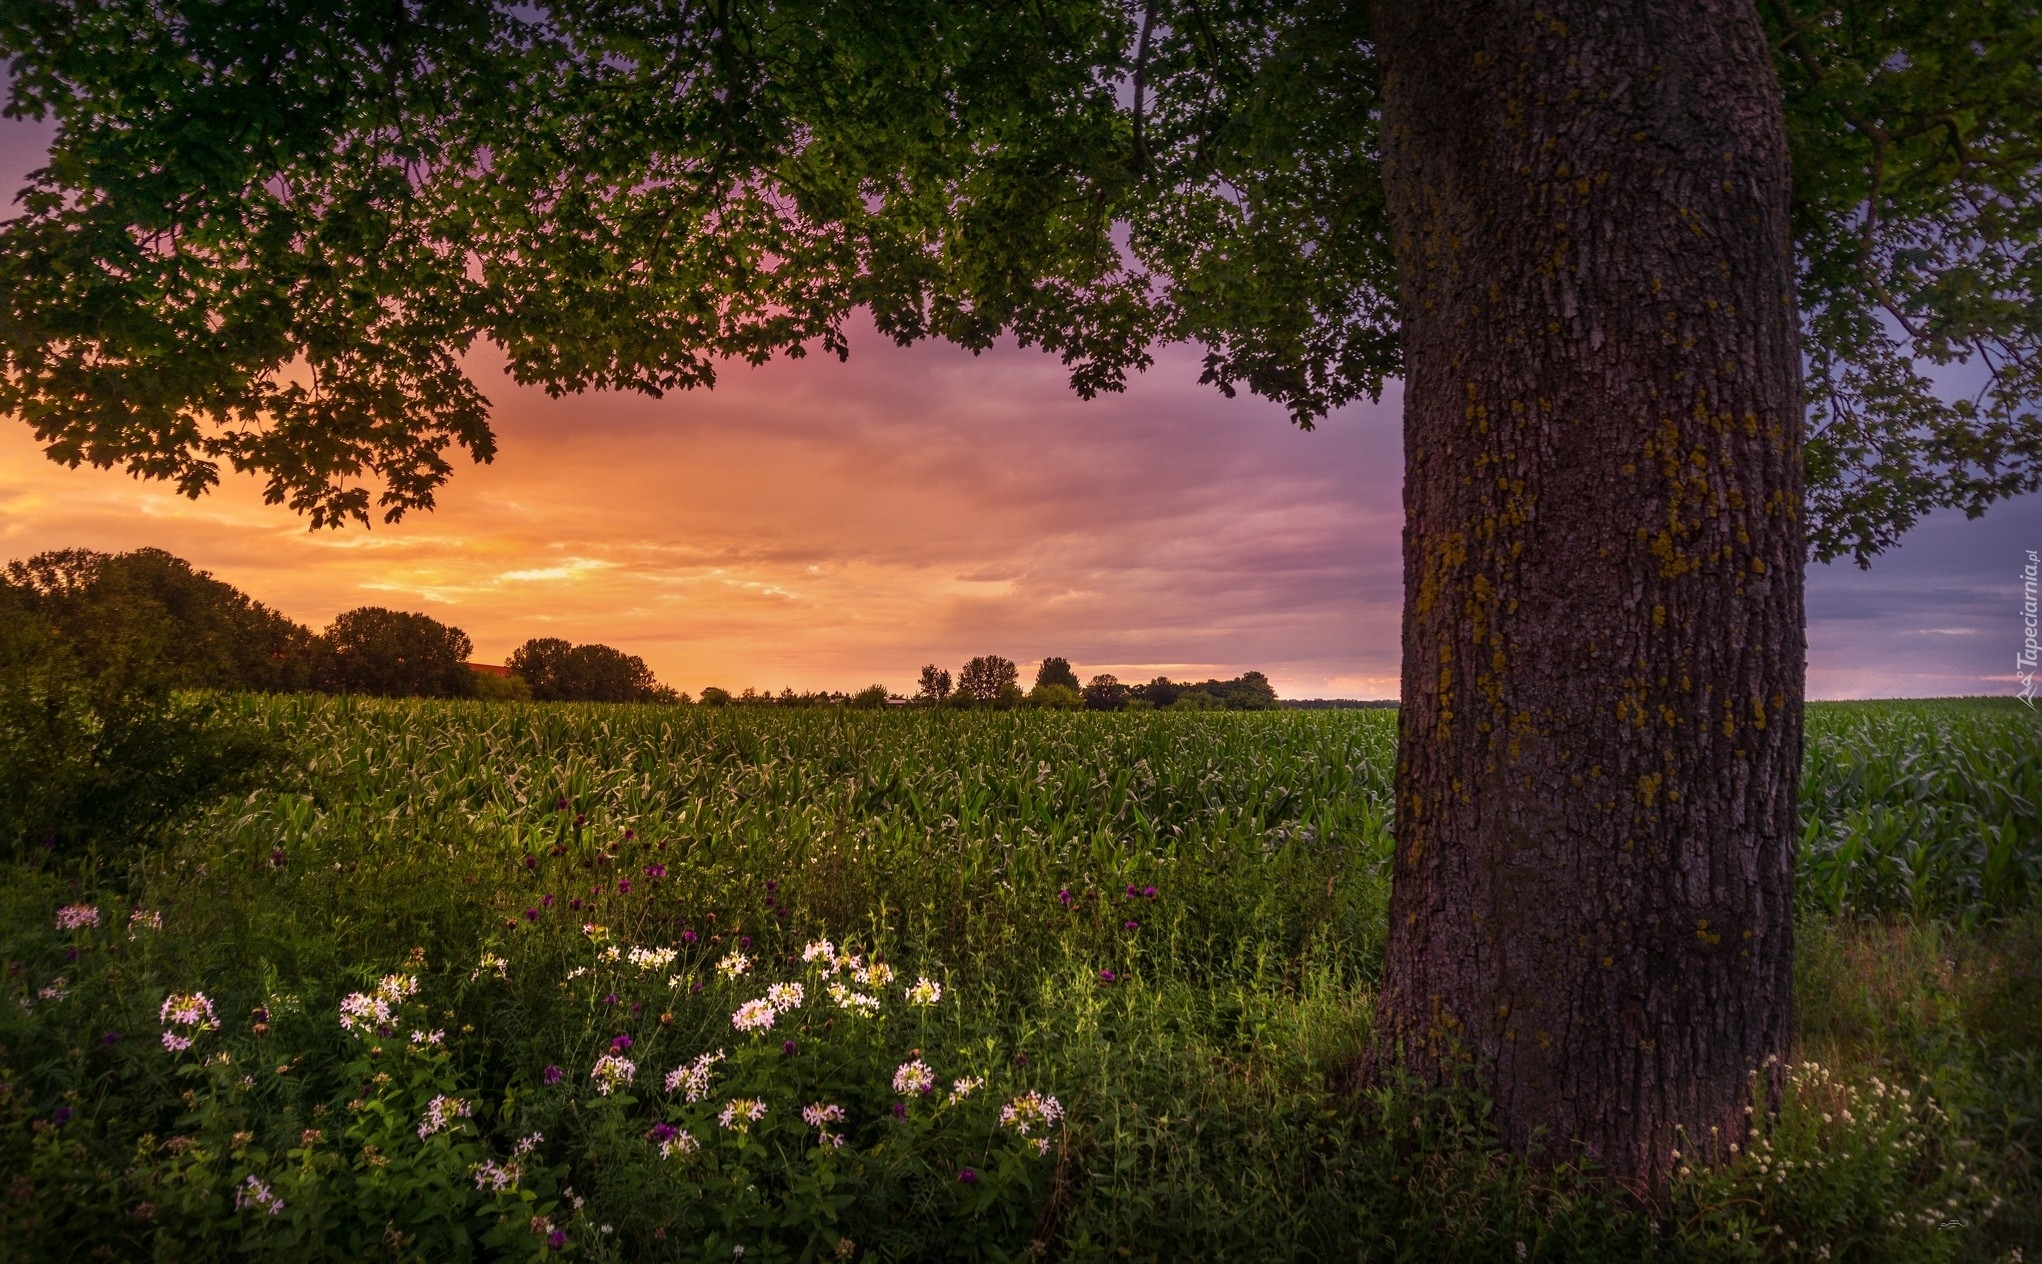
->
[802,939,837,964]
[472,952,509,981]
[418,1094,472,1138]
[905,976,943,1006]
[473,1159,522,1191]
[827,982,880,1015]
[128,909,162,932]
[377,974,419,1003]
[665,1050,726,1102]
[949,1076,984,1101]
[564,966,590,981]
[999,1090,1064,1136]
[766,982,805,1012]
[627,945,678,972]
[37,980,68,1001]
[235,1175,285,1216]
[893,1060,936,1096]
[598,945,622,964]
[161,992,217,1028]
[338,992,390,1033]
[410,1029,446,1045]
[717,950,752,980]
[732,998,777,1032]
[802,1103,847,1128]
[718,1098,768,1131]
[590,1054,637,1095]
[855,962,895,988]
[55,905,101,931]
[162,1030,193,1052]
[658,1129,699,1159]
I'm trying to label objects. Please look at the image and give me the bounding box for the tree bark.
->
[1370,0,1805,1188]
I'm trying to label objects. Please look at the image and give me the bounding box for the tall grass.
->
[2,699,2035,1260]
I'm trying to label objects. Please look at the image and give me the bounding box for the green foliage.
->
[0,602,276,868]
[316,607,476,699]
[1,701,2035,1259]
[4,3,2033,556]
[3,547,314,691]
[1030,683,1084,710]
[956,657,1020,705]
[1033,658,1081,693]
[914,666,952,705]
[472,670,536,703]
[849,684,890,710]
[506,638,675,704]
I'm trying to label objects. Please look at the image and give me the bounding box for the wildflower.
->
[1143,886,1158,899]
[682,929,699,944]
[717,950,752,980]
[516,1132,542,1155]
[856,962,895,988]
[418,1094,472,1138]
[950,1076,984,1101]
[1123,920,1139,932]
[957,1167,977,1183]
[906,977,943,1005]
[542,894,555,907]
[1057,888,1073,906]
[339,992,390,1033]
[740,935,752,949]
[162,1031,193,1052]
[55,905,100,931]
[999,1090,1064,1136]
[765,880,778,893]
[583,922,607,939]
[1031,1137,1050,1155]
[473,1158,522,1191]
[161,992,217,1028]
[827,981,881,1014]
[617,880,632,894]
[648,1122,678,1144]
[52,1105,72,1125]
[102,1030,120,1045]
[612,1033,633,1050]
[732,998,777,1032]
[564,966,589,981]
[544,1065,563,1085]
[659,1129,699,1158]
[524,908,541,921]
[782,1039,798,1055]
[269,849,288,868]
[891,1102,906,1119]
[604,993,620,1006]
[410,1029,446,1045]
[38,980,68,1001]
[1098,969,1117,983]
[894,1060,936,1096]
[803,1103,846,1128]
[1126,884,1139,897]
[717,1097,769,1131]
[590,1055,636,1095]
[235,1175,285,1216]
[628,945,678,972]
[129,909,162,931]
[666,1050,726,1101]
[569,898,583,911]
[645,864,666,878]
[766,981,805,1011]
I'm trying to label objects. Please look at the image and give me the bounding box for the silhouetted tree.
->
[1082,674,1129,711]
[958,656,1019,704]
[508,637,670,702]
[915,664,952,704]
[850,684,889,709]
[316,607,474,698]
[1034,656,1080,692]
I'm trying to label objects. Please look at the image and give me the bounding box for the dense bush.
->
[506,638,678,704]
[316,607,476,698]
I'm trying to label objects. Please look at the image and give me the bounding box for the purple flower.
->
[52,1106,71,1125]
[623,829,637,841]
[612,1034,632,1050]
[604,993,620,1006]
[252,1008,269,1023]
[781,1040,797,1056]
[1124,920,1139,932]
[682,930,699,944]
[645,864,666,878]
[957,1167,978,1183]
[765,880,778,894]
[548,1229,567,1249]
[543,1065,563,1085]
[523,854,539,870]
[524,908,541,922]
[1143,886,1158,899]
[569,898,583,911]
[1126,884,1139,898]
[574,814,587,827]
[269,849,288,868]
[542,894,555,907]
[647,1122,677,1143]
[691,983,703,993]
[618,880,633,894]
[739,936,752,950]
[891,1102,907,1119]
[1099,969,1117,983]
[1058,888,1073,906]
[65,948,79,962]
[631,1001,643,1014]
[556,796,569,811]
[101,1030,120,1045]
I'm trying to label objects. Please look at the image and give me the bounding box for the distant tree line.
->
[0,548,679,703]
[894,656,1277,711]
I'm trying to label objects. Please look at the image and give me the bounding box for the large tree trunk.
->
[1370,0,1806,1187]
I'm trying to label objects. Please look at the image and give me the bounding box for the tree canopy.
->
[506,636,675,703]
[0,1,2034,560]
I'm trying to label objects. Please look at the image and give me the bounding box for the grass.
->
[2,698,2037,1261]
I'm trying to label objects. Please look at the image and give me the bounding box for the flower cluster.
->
[55,905,101,931]
[471,1133,542,1191]
[418,1094,472,1139]
[855,962,895,988]
[732,998,778,1032]
[802,1102,848,1148]
[893,1060,936,1096]
[128,909,162,932]
[718,1097,769,1131]
[627,945,677,972]
[999,1090,1064,1137]
[159,991,217,1053]
[235,1175,285,1216]
[766,981,805,1011]
[827,982,880,1015]
[949,1076,984,1102]
[590,1054,636,1096]
[410,1028,446,1045]
[665,1050,725,1102]
[338,974,420,1036]
[472,951,509,981]
[717,950,752,980]
[905,976,943,1006]
[648,1122,699,1158]
[801,939,837,964]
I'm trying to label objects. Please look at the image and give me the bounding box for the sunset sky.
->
[2,113,2033,701]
